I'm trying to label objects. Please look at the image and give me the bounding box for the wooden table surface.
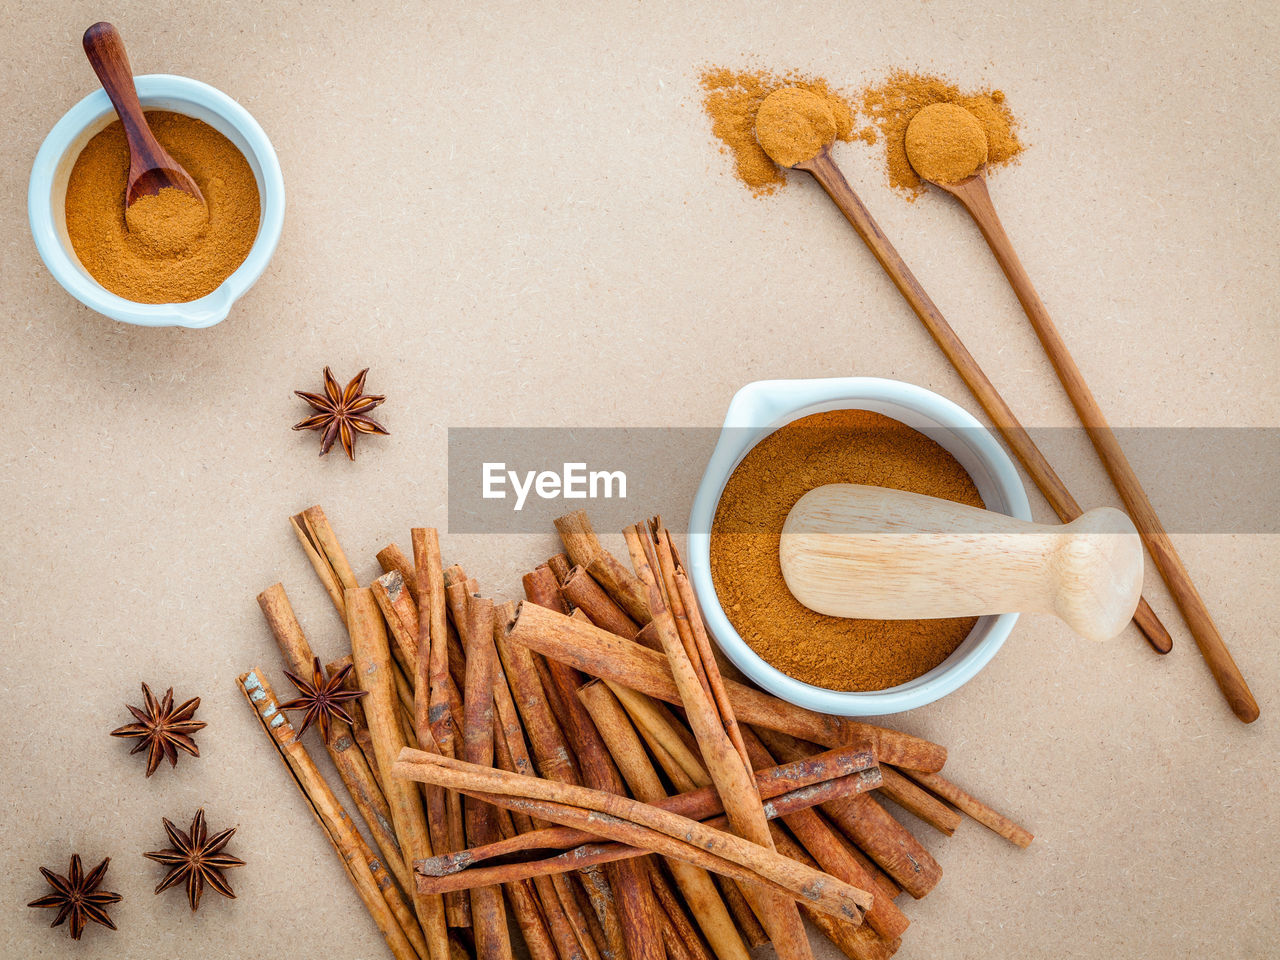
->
[1,1,1276,957]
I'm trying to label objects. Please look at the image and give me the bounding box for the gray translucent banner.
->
[447,427,1280,534]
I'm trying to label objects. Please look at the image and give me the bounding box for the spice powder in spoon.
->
[709,409,985,691]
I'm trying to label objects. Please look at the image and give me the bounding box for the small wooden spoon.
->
[780,484,1143,643]
[914,139,1259,721]
[751,87,1173,655]
[82,22,205,208]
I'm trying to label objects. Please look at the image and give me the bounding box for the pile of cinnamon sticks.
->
[240,505,1032,960]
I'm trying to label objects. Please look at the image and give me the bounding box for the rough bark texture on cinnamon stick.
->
[554,510,606,570]
[758,728,941,900]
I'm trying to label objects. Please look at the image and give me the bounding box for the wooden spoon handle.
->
[82,22,203,206]
[942,175,1258,723]
[795,147,1174,655]
[82,24,157,171]
[780,484,1144,643]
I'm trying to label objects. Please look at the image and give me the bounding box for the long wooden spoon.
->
[752,88,1174,656]
[911,136,1258,722]
[780,484,1143,643]
[82,22,205,208]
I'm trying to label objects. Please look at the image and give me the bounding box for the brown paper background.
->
[2,1,1276,957]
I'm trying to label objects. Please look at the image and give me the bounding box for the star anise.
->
[110,682,206,777]
[279,656,367,745]
[144,809,244,911]
[27,854,121,940]
[293,366,389,460]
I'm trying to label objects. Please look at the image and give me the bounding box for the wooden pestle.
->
[780,484,1143,643]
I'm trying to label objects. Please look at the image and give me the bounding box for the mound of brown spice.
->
[904,102,989,184]
[709,409,985,691]
[754,87,837,168]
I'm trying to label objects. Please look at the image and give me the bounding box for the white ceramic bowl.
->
[687,377,1032,716]
[28,74,284,328]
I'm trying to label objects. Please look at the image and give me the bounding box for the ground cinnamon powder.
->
[65,111,260,303]
[699,68,863,196]
[709,409,984,691]
[904,102,989,183]
[754,88,837,168]
[859,70,1022,196]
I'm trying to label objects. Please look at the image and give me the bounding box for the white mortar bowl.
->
[687,377,1033,716]
[28,74,284,328]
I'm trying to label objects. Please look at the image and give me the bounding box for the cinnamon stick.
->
[523,565,570,615]
[414,764,881,890]
[393,749,874,922]
[633,518,811,960]
[579,680,751,960]
[290,505,358,621]
[378,542,419,602]
[554,510,606,570]
[506,601,946,772]
[491,659,599,960]
[649,862,714,960]
[348,588,452,960]
[458,596,513,960]
[624,688,894,959]
[714,874,769,949]
[757,729,941,900]
[256,584,411,893]
[896,768,1033,848]
[412,528,470,929]
[770,826,902,960]
[877,766,960,837]
[626,694,768,950]
[239,669,425,960]
[328,655,387,793]
[372,570,422,686]
[560,565,641,639]
[518,566,626,960]
[547,552,573,586]
[535,635,663,960]
[742,728,909,941]
[586,553,652,625]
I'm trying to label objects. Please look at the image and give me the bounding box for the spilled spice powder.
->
[859,70,1022,196]
[709,409,984,691]
[699,67,863,196]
